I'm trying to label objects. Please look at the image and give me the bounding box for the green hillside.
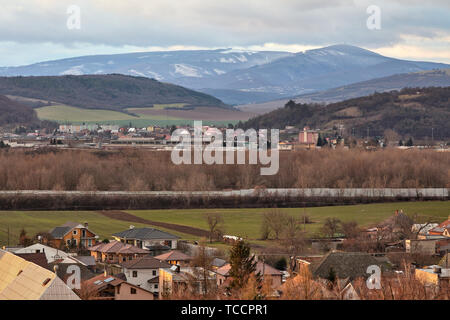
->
[0,74,228,111]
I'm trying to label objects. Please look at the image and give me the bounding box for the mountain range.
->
[1,44,449,105]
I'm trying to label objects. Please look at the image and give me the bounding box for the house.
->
[428,216,450,238]
[437,239,450,255]
[88,240,149,264]
[412,223,439,236]
[415,265,450,287]
[15,243,97,282]
[15,243,96,267]
[112,227,179,253]
[405,239,437,255]
[155,250,192,266]
[215,262,283,289]
[121,256,171,297]
[311,251,381,281]
[49,222,99,249]
[211,258,227,271]
[80,273,155,300]
[14,252,49,270]
[15,243,79,264]
[279,273,360,300]
[159,266,217,299]
[296,127,319,150]
[0,249,80,300]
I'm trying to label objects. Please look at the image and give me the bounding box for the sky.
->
[0,0,449,66]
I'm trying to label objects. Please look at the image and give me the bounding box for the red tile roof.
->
[88,240,148,254]
[155,250,192,262]
[216,262,282,277]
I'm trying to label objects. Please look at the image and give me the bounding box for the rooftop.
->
[155,250,192,262]
[112,227,179,240]
[0,249,80,300]
[121,256,171,269]
[312,251,381,280]
[88,240,149,254]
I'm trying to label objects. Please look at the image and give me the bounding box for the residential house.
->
[437,239,450,255]
[80,273,154,300]
[49,222,99,249]
[15,243,79,264]
[155,250,192,266]
[412,223,439,237]
[311,251,381,281]
[405,239,437,255]
[15,243,95,265]
[112,227,179,254]
[211,258,227,271]
[0,249,80,300]
[159,266,217,299]
[279,273,360,300]
[88,240,149,264]
[14,252,49,270]
[415,265,450,287]
[296,127,319,150]
[121,256,171,297]
[428,216,450,238]
[215,261,283,289]
[15,243,97,282]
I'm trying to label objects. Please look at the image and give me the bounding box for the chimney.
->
[130,225,135,230]
[84,222,89,228]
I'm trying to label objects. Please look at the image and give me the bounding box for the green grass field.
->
[127,201,450,240]
[35,104,239,127]
[0,202,448,247]
[36,105,138,122]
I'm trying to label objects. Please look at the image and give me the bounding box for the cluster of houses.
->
[1,214,450,300]
[0,221,282,300]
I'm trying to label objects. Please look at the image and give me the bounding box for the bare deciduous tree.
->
[321,218,341,238]
[205,212,225,243]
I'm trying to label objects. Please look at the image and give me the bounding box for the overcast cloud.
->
[0,0,449,66]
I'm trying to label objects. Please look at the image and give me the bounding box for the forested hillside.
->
[241,87,450,139]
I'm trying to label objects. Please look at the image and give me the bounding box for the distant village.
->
[1,123,449,151]
[1,211,449,300]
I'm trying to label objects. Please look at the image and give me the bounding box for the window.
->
[152,270,157,276]
[82,229,86,238]
[154,284,158,289]
[130,288,137,294]
[73,230,77,235]
[67,240,71,246]
[132,271,138,278]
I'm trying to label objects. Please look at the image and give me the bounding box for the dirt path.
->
[97,210,210,238]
